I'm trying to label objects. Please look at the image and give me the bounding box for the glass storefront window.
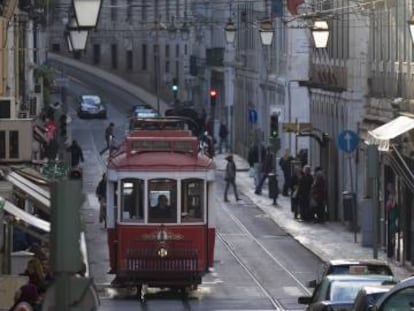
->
[181,179,204,222]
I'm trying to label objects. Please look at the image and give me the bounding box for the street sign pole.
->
[367,144,379,259]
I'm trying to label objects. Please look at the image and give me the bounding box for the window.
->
[111,44,117,69]
[110,0,117,21]
[175,44,179,57]
[141,0,147,21]
[93,44,100,65]
[0,131,5,159]
[126,0,132,22]
[52,44,60,52]
[142,44,147,70]
[148,178,177,223]
[165,44,170,58]
[184,44,187,55]
[181,179,204,222]
[0,100,11,118]
[379,287,414,311]
[120,179,144,222]
[9,131,18,159]
[165,60,170,73]
[126,50,133,70]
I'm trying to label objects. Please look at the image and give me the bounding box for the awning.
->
[7,171,50,209]
[3,200,50,233]
[366,116,414,151]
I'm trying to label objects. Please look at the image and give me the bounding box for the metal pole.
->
[155,19,160,113]
[367,145,379,259]
[348,154,357,243]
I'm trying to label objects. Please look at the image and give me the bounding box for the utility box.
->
[343,191,355,222]
[361,199,373,247]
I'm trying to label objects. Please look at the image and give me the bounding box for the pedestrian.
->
[67,140,84,168]
[296,165,314,221]
[99,122,115,155]
[218,122,228,154]
[290,167,302,219]
[255,147,274,195]
[310,167,327,223]
[9,283,40,311]
[279,149,294,196]
[224,154,240,202]
[96,173,107,226]
[201,131,215,158]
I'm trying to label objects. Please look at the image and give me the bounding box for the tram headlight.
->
[158,247,168,258]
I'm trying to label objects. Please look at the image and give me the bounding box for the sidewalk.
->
[215,152,413,281]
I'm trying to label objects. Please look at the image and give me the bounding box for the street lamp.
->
[407,10,414,44]
[72,0,102,29]
[67,18,89,51]
[311,19,330,48]
[259,19,274,46]
[225,18,236,44]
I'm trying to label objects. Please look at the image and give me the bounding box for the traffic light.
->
[172,78,178,98]
[270,114,279,137]
[210,89,217,106]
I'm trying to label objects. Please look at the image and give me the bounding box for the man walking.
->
[224,154,240,202]
[67,140,84,168]
[279,149,293,196]
[100,122,115,155]
[255,147,274,195]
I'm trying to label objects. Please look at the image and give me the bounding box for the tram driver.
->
[150,194,175,222]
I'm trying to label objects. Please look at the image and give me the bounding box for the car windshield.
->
[83,99,100,107]
[330,280,390,302]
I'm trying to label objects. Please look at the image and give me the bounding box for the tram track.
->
[216,194,312,311]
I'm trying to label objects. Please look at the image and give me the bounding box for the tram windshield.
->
[120,179,144,222]
[148,179,177,223]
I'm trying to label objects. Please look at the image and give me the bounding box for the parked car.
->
[298,274,395,311]
[371,276,414,311]
[308,259,394,287]
[78,95,107,119]
[352,285,394,311]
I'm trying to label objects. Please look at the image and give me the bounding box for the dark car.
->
[78,95,107,119]
[308,259,394,287]
[372,276,414,311]
[352,285,393,311]
[298,274,395,311]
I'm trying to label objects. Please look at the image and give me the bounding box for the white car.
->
[78,95,107,119]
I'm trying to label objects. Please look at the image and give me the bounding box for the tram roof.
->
[107,151,214,171]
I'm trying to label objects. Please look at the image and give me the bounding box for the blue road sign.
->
[248,109,257,124]
[337,130,359,153]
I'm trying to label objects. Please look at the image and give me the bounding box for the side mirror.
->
[307,280,317,288]
[298,296,312,304]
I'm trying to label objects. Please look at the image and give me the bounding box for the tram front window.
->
[181,179,204,222]
[148,179,177,223]
[120,179,144,222]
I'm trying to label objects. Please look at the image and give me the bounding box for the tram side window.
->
[120,179,144,222]
[181,179,204,222]
[148,179,177,223]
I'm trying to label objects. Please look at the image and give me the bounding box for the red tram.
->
[105,118,216,291]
